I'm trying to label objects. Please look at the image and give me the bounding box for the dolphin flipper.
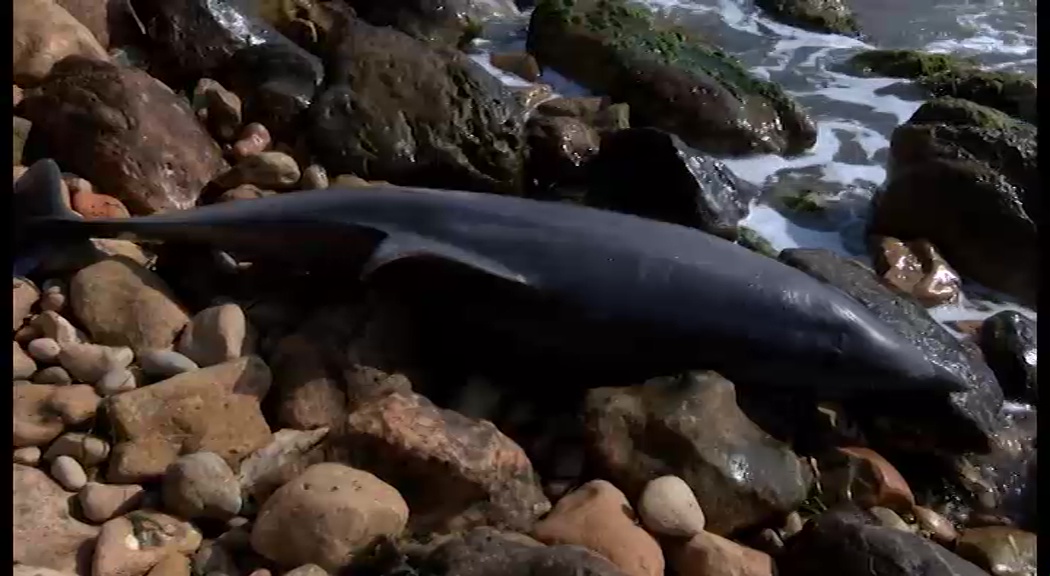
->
[361,232,530,286]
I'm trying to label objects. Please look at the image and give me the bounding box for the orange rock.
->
[533,480,664,576]
[872,237,960,307]
[72,189,131,219]
[232,123,271,160]
[835,446,915,512]
[673,531,774,576]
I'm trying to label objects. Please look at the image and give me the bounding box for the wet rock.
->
[637,475,706,538]
[138,349,200,379]
[490,52,541,81]
[584,371,811,535]
[956,526,1036,576]
[20,57,227,214]
[780,507,987,576]
[300,164,329,189]
[13,0,108,86]
[79,482,147,523]
[850,50,1037,123]
[533,480,664,576]
[978,311,1036,404]
[527,0,816,156]
[817,446,915,513]
[872,237,962,307]
[14,384,101,447]
[232,123,272,160]
[587,128,758,240]
[671,531,774,576]
[52,455,89,491]
[534,97,631,133]
[334,391,550,534]
[913,505,959,546]
[163,451,242,520]
[869,98,1037,307]
[778,248,1005,452]
[14,463,100,573]
[93,511,203,576]
[15,341,37,379]
[32,311,85,345]
[250,463,409,571]
[310,15,525,194]
[70,256,191,350]
[106,356,273,483]
[14,116,32,165]
[59,342,134,384]
[28,337,63,363]
[14,446,42,466]
[421,527,630,576]
[237,427,329,506]
[176,303,251,367]
[72,188,132,220]
[754,0,859,36]
[346,0,519,46]
[214,151,301,190]
[511,83,556,112]
[44,432,112,467]
[524,114,599,195]
[14,277,40,331]
[871,506,913,532]
[193,78,243,142]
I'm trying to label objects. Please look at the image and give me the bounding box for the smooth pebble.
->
[96,367,138,396]
[138,348,200,379]
[638,475,707,538]
[51,455,88,491]
[27,337,62,363]
[33,365,73,385]
[13,446,41,466]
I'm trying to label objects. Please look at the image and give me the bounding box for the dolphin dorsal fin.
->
[361,232,529,286]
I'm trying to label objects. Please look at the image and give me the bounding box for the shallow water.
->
[473,0,1037,325]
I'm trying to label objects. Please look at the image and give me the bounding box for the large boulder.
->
[13,0,108,87]
[778,248,1005,453]
[344,0,521,46]
[309,14,526,194]
[869,98,1037,307]
[754,0,859,36]
[20,57,227,214]
[526,0,816,156]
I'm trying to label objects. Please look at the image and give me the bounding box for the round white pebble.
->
[27,338,62,363]
[638,475,706,538]
[51,455,88,491]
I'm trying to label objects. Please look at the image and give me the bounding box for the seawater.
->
[471,0,1037,327]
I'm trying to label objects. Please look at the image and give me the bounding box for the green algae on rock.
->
[754,0,860,37]
[526,0,817,156]
[849,49,1037,123]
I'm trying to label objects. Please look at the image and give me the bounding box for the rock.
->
[106,356,273,483]
[217,184,276,203]
[162,451,243,520]
[250,463,409,571]
[28,337,62,363]
[15,84,25,106]
[817,446,915,513]
[14,464,100,573]
[20,57,227,214]
[193,78,243,142]
[584,371,811,535]
[32,311,86,345]
[79,482,147,523]
[778,248,1005,452]
[781,507,988,576]
[93,511,203,576]
[40,278,69,313]
[345,0,520,46]
[33,238,154,279]
[754,0,859,36]
[137,349,200,379]
[268,333,350,431]
[527,0,816,156]
[13,0,108,86]
[14,446,42,466]
[849,50,1037,123]
[237,427,329,506]
[14,276,40,331]
[956,526,1036,576]
[14,568,80,576]
[671,531,774,576]
[587,127,758,240]
[637,475,706,538]
[51,455,89,491]
[145,555,191,576]
[868,506,911,531]
[979,311,1037,404]
[214,151,301,190]
[14,116,32,165]
[913,505,959,546]
[330,174,372,188]
[533,480,664,576]
[300,164,329,189]
[524,114,599,195]
[54,0,131,48]
[72,188,132,220]
[58,342,134,384]
[422,527,630,576]
[283,565,328,576]
[511,83,556,112]
[44,432,112,467]
[869,98,1037,306]
[97,368,138,396]
[334,391,550,533]
[34,366,74,384]
[70,256,191,350]
[192,541,239,576]
[490,52,541,81]
[14,384,101,447]
[231,123,272,160]
[872,237,961,307]
[310,15,525,195]
[15,341,37,379]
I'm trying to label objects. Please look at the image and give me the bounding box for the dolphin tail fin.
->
[361,232,529,286]
[13,159,84,275]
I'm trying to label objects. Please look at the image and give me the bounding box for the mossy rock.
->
[737,226,779,259]
[848,49,1036,123]
[754,0,860,37]
[526,0,817,156]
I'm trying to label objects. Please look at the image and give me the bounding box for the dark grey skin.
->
[15,158,968,395]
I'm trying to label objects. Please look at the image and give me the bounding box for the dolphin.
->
[14,158,968,395]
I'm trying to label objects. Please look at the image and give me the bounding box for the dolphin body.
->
[14,159,968,395]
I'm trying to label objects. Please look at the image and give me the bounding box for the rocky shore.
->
[12,0,1038,575]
